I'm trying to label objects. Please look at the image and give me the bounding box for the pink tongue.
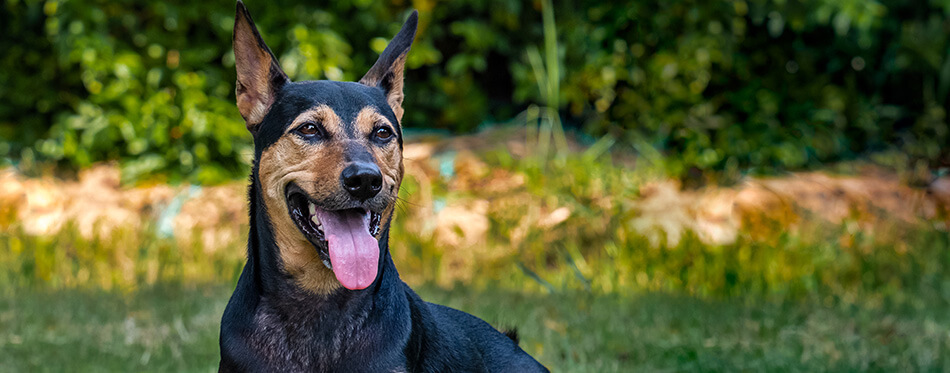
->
[317,209,379,290]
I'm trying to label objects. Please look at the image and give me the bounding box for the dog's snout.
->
[341,162,383,200]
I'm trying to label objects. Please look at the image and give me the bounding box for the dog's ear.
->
[233,0,289,133]
[359,11,418,123]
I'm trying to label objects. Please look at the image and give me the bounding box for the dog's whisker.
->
[394,196,419,208]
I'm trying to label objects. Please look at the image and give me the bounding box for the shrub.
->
[1,0,947,182]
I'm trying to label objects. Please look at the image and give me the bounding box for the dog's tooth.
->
[308,202,316,216]
[311,214,321,227]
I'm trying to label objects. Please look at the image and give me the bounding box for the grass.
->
[3,282,949,372]
[2,132,949,371]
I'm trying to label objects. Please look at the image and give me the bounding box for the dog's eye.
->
[296,122,321,137]
[374,127,394,141]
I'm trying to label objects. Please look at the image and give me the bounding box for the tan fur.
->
[354,107,404,197]
[257,105,403,294]
[359,54,408,122]
[354,106,380,135]
[234,16,279,130]
[384,54,407,122]
[258,106,346,294]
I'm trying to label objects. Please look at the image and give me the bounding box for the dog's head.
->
[232,1,416,293]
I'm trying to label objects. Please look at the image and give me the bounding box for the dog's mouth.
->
[286,186,382,290]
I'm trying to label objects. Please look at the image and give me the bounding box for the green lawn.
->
[3,283,948,372]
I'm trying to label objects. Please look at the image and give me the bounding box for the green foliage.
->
[545,0,950,176]
[2,0,948,182]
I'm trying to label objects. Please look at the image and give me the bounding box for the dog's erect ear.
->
[233,0,289,133]
[359,11,418,123]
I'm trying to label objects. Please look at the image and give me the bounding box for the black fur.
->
[218,2,548,372]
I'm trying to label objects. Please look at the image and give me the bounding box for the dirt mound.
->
[629,171,948,247]
[0,164,246,251]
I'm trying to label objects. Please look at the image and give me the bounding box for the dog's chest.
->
[246,298,408,371]
[247,308,321,370]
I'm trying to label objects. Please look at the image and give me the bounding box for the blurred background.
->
[1,0,949,371]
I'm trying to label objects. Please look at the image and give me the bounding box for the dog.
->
[218,2,549,371]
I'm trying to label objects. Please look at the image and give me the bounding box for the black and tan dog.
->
[218,2,548,371]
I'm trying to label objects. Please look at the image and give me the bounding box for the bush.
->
[1,0,947,182]
[542,0,950,176]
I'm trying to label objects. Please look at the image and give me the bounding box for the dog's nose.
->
[341,162,383,200]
